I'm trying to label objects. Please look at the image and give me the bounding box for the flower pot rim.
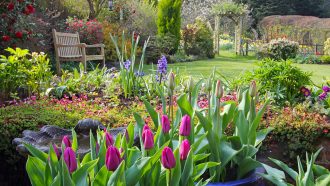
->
[206,167,265,186]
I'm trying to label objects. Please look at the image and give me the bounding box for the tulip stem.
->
[167,169,172,186]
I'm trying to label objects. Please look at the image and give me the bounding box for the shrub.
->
[267,38,299,60]
[320,55,330,64]
[0,1,36,51]
[0,48,52,102]
[66,17,103,44]
[324,38,330,55]
[157,0,182,54]
[234,59,312,105]
[293,54,321,64]
[182,19,214,58]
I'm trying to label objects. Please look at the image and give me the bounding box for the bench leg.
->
[55,57,61,75]
[82,47,87,73]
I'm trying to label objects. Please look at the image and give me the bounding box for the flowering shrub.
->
[182,19,214,58]
[293,54,321,64]
[66,17,103,44]
[0,0,36,50]
[267,38,299,60]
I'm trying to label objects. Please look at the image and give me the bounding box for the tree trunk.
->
[235,17,243,55]
[87,0,96,19]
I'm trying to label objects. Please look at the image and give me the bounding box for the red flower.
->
[2,35,11,42]
[323,129,329,134]
[24,4,35,15]
[15,31,23,38]
[7,3,15,11]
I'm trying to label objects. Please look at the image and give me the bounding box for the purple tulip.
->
[180,139,191,160]
[143,124,150,133]
[161,147,176,169]
[105,132,114,147]
[96,142,100,154]
[105,146,122,171]
[161,115,170,134]
[319,92,328,100]
[179,115,191,136]
[142,129,154,150]
[323,86,330,93]
[63,147,77,173]
[52,143,61,160]
[62,135,71,147]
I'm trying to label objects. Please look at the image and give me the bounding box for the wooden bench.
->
[52,29,105,75]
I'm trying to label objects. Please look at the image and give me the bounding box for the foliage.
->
[234,58,312,105]
[110,32,149,98]
[145,34,178,64]
[259,148,330,186]
[303,85,330,116]
[182,19,214,59]
[320,55,330,64]
[293,54,322,64]
[212,1,248,16]
[261,104,329,160]
[324,38,330,55]
[267,38,299,60]
[49,64,107,98]
[157,0,182,54]
[66,17,104,44]
[0,0,36,51]
[0,48,52,102]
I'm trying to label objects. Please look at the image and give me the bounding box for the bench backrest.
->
[52,29,82,57]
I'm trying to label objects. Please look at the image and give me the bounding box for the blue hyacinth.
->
[134,71,145,77]
[156,55,168,82]
[123,60,131,70]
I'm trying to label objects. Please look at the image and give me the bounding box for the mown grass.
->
[144,51,330,84]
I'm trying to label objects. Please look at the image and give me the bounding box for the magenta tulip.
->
[105,132,114,147]
[179,115,191,136]
[143,124,150,133]
[161,147,176,169]
[62,135,71,147]
[161,115,170,133]
[63,147,77,173]
[105,146,122,171]
[180,139,191,160]
[142,129,154,150]
[52,143,61,160]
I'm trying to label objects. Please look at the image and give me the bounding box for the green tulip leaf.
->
[72,159,98,186]
[92,165,112,186]
[181,150,193,186]
[107,161,126,186]
[26,156,46,186]
[142,98,159,128]
[24,143,48,163]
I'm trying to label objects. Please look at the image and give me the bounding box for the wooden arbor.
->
[212,2,248,55]
[52,29,105,75]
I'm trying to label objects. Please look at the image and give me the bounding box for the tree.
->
[157,0,182,53]
[86,0,107,19]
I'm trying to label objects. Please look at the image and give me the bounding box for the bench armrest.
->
[55,43,87,48]
[86,44,105,48]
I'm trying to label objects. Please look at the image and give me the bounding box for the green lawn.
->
[144,51,330,84]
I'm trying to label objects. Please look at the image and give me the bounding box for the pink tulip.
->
[63,147,77,173]
[62,135,71,147]
[105,132,114,147]
[142,129,154,150]
[179,115,191,136]
[161,147,176,169]
[161,115,170,133]
[105,146,122,171]
[180,139,191,160]
[143,124,150,133]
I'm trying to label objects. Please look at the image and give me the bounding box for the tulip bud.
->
[63,147,77,173]
[179,139,190,160]
[96,142,100,154]
[142,129,154,150]
[105,146,122,171]
[215,80,223,98]
[168,72,175,91]
[161,115,170,134]
[179,115,191,136]
[52,143,61,160]
[249,80,257,97]
[206,77,212,92]
[105,132,114,147]
[187,77,194,93]
[161,147,176,169]
[62,135,71,148]
[143,124,150,134]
